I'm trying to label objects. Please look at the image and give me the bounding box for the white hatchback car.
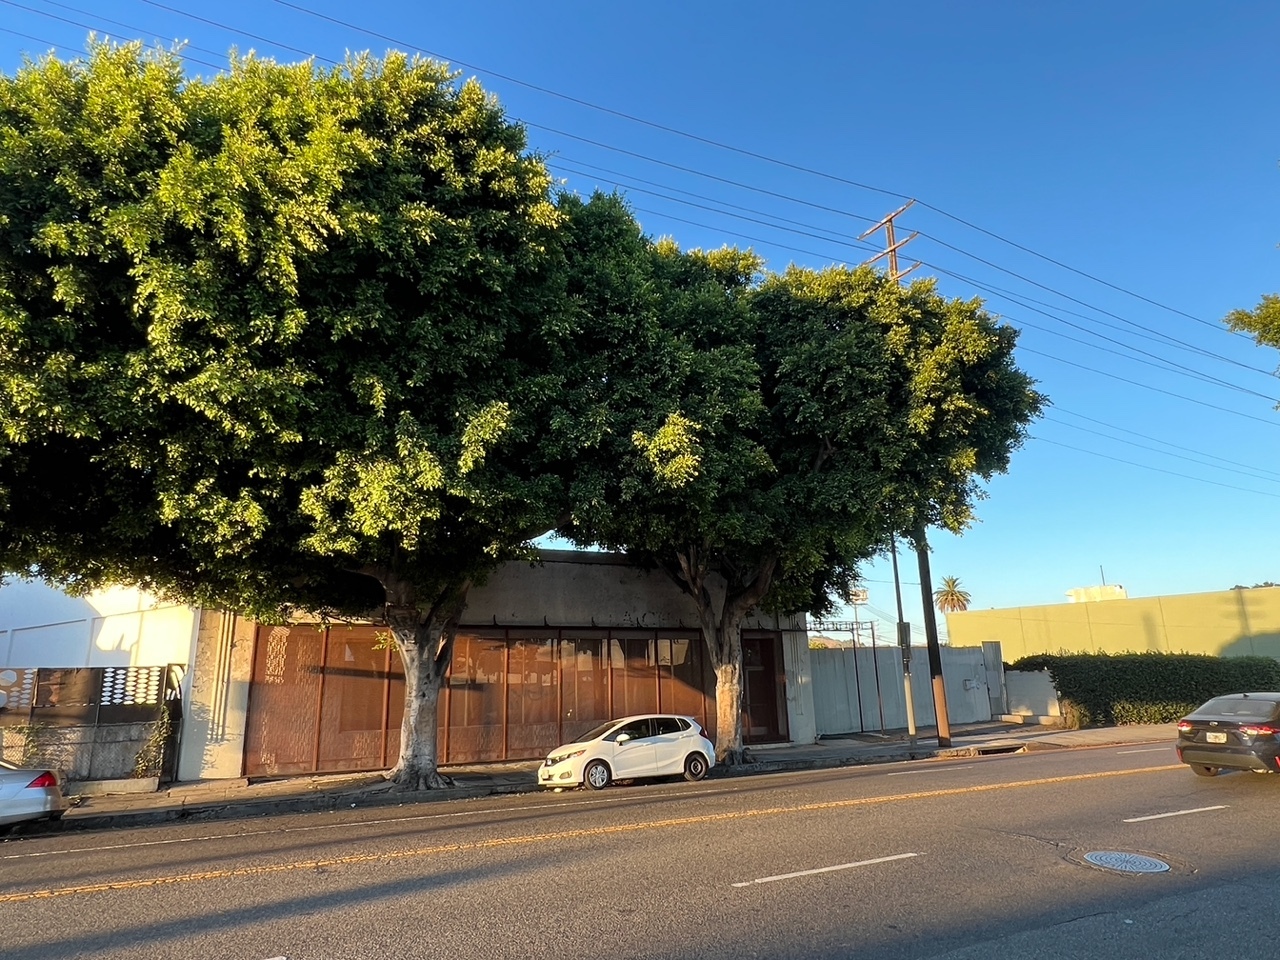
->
[538,714,715,790]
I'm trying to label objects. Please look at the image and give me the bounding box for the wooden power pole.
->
[858,201,953,748]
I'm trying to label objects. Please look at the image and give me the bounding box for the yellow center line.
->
[0,763,1181,903]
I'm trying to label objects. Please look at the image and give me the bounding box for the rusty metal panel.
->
[316,626,392,773]
[242,622,774,773]
[609,632,659,719]
[559,632,610,745]
[446,634,507,762]
[244,625,325,776]
[504,636,559,759]
[658,632,710,732]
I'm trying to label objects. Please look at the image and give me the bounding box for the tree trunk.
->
[713,657,745,765]
[668,549,778,768]
[387,622,453,790]
[380,573,471,791]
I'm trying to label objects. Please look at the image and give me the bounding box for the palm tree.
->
[933,576,971,614]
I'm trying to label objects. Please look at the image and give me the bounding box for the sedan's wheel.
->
[683,752,709,782]
[1190,764,1221,777]
[583,759,611,790]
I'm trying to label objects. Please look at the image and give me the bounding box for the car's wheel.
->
[583,759,611,790]
[1190,764,1221,777]
[683,752,709,782]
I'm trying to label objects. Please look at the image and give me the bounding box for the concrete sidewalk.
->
[14,721,1178,836]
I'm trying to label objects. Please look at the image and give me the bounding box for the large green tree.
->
[0,42,650,788]
[1227,294,1280,350]
[565,261,1042,763]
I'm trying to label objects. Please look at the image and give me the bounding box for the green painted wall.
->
[946,588,1280,661]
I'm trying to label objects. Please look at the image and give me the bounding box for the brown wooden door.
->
[742,633,788,743]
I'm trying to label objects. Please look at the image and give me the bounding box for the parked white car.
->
[539,714,715,790]
[0,759,69,828]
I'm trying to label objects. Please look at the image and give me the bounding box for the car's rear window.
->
[1197,697,1280,719]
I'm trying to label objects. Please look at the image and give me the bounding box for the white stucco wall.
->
[0,578,197,669]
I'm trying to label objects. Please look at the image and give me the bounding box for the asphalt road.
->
[1,742,1276,960]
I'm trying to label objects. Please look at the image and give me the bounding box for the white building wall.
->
[0,579,196,669]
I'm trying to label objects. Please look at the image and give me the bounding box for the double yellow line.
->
[0,764,1181,903]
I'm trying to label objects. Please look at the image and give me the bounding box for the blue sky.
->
[4,1,1279,641]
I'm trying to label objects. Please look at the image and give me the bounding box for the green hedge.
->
[1007,653,1280,727]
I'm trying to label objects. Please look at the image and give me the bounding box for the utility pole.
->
[857,199,920,283]
[913,526,952,746]
[859,201,952,748]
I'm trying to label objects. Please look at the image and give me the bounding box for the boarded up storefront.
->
[243,621,788,776]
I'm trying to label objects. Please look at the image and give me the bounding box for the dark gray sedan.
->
[1177,692,1280,777]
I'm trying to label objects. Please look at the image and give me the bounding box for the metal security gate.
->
[243,624,786,777]
[0,664,184,781]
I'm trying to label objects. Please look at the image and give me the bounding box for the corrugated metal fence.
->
[811,645,996,735]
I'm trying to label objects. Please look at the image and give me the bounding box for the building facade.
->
[946,586,1280,662]
[180,551,816,781]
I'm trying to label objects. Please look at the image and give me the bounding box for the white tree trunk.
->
[713,657,745,765]
[387,625,452,790]
[379,573,470,791]
[699,595,748,765]
[675,550,777,767]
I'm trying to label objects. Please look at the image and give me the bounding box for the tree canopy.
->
[1,40,1044,782]
[0,42,654,787]
[562,259,1043,761]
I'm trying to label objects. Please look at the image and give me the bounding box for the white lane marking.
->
[1117,748,1170,755]
[1123,805,1227,823]
[886,765,975,777]
[732,852,920,887]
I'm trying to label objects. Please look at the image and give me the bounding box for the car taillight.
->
[26,771,57,789]
[1177,721,1193,732]
[1241,725,1277,737]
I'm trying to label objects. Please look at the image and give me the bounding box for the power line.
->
[1054,407,1280,481]
[550,158,1276,390]
[545,152,1269,377]
[916,201,1253,339]
[1,0,227,71]
[1031,436,1280,500]
[596,191,1280,416]
[49,0,1260,377]
[1043,413,1280,485]
[0,23,62,50]
[1019,347,1280,429]
[29,0,231,63]
[261,0,1250,339]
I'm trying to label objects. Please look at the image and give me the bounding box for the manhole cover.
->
[1082,851,1170,874]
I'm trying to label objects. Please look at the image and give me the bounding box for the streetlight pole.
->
[890,538,917,747]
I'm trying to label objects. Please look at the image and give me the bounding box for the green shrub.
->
[1007,652,1280,726]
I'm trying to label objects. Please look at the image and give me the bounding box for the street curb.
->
[17,781,535,836]
[8,732,1169,836]
[710,745,983,777]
